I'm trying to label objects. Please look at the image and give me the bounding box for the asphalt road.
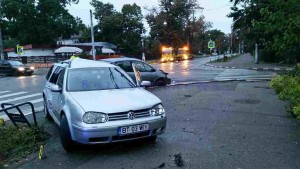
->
[8,81,300,169]
[0,57,299,168]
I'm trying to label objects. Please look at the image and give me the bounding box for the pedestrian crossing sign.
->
[17,46,24,54]
[208,41,215,49]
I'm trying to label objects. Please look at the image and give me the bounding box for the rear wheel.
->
[60,114,74,152]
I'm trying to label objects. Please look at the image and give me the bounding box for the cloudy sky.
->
[67,0,233,34]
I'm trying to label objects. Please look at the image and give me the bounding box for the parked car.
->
[0,60,34,76]
[102,58,171,86]
[43,58,167,151]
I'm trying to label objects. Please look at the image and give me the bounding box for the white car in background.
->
[43,58,167,151]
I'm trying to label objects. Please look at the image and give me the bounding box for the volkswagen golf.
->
[43,58,167,151]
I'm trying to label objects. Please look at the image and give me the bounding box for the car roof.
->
[101,57,141,63]
[55,58,117,69]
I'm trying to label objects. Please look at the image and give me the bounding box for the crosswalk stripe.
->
[0,93,42,104]
[28,98,44,104]
[0,91,10,94]
[0,92,28,99]
[1,106,44,121]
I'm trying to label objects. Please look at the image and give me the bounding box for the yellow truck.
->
[161,47,174,62]
[174,46,193,61]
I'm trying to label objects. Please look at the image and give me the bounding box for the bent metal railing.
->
[0,102,38,128]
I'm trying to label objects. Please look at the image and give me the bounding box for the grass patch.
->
[210,54,239,63]
[0,125,50,167]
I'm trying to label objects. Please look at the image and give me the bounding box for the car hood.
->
[69,88,161,113]
[13,65,29,68]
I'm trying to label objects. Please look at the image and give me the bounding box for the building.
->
[4,44,55,58]
[56,34,81,45]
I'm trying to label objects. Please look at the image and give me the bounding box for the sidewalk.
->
[206,54,294,71]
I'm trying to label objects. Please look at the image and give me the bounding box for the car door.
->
[132,61,156,83]
[2,60,11,75]
[52,68,65,121]
[115,61,135,81]
[0,61,3,74]
[46,66,63,122]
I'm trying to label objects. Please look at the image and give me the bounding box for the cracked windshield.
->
[0,0,299,168]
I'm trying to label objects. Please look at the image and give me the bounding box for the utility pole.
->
[90,10,96,61]
[255,43,259,64]
[0,0,4,60]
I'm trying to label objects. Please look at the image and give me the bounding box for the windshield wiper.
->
[114,68,136,88]
[109,68,119,89]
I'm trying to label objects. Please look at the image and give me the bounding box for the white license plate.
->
[118,124,149,135]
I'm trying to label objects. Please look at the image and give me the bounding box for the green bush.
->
[0,126,49,166]
[270,66,300,119]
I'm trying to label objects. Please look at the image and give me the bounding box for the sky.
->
[67,0,233,34]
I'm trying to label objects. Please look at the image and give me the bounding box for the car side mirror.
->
[140,81,151,87]
[51,85,62,92]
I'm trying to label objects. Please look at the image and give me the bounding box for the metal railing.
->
[0,102,38,128]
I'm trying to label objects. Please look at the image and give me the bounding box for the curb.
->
[205,63,294,71]
[147,78,272,89]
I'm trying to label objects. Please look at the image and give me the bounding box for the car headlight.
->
[150,104,165,116]
[83,112,108,124]
[30,66,35,70]
[18,67,25,71]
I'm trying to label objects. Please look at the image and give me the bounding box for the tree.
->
[228,0,300,63]
[0,0,83,47]
[91,1,144,55]
[145,0,205,55]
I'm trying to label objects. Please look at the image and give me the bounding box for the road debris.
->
[174,154,184,167]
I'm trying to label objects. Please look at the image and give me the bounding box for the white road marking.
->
[0,92,28,99]
[1,106,44,121]
[0,91,10,94]
[0,93,42,104]
[28,98,44,104]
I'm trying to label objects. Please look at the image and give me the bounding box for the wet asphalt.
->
[0,57,299,168]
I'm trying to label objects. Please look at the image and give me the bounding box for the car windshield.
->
[67,67,136,92]
[8,61,23,66]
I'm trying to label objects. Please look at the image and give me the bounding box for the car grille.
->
[108,109,151,121]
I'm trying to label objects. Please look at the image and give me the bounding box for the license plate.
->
[118,124,149,135]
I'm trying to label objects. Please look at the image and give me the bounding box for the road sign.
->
[208,41,215,49]
[17,46,24,54]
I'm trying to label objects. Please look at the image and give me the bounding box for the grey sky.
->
[67,0,233,34]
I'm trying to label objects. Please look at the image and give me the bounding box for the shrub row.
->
[270,64,300,119]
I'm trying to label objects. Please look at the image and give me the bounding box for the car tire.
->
[60,114,74,152]
[43,97,52,120]
[154,79,166,86]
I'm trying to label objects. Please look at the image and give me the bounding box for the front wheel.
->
[43,97,52,120]
[154,79,166,86]
[60,115,74,152]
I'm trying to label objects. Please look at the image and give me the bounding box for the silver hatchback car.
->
[43,58,167,151]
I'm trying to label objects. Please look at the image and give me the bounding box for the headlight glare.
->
[18,67,25,71]
[83,112,108,124]
[150,104,165,116]
[30,66,35,70]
